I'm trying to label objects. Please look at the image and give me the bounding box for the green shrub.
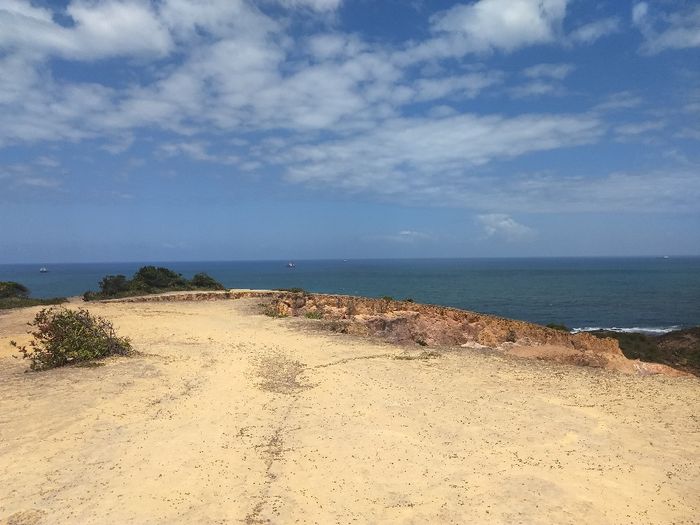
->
[132,266,188,290]
[304,311,323,319]
[84,266,226,300]
[403,298,415,303]
[381,296,395,302]
[0,281,29,299]
[190,272,225,290]
[99,274,130,296]
[10,307,132,371]
[0,282,65,310]
[546,323,570,332]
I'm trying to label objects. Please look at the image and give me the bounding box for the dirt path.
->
[0,299,698,524]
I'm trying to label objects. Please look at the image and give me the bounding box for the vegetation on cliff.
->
[0,281,66,310]
[590,329,700,376]
[10,307,132,371]
[83,266,225,300]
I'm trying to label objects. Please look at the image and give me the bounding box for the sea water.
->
[1,257,699,332]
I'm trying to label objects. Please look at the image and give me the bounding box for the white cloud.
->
[633,2,700,54]
[0,0,696,219]
[410,72,503,102]
[615,120,665,137]
[509,81,559,98]
[523,63,574,79]
[395,0,570,64]
[593,91,644,112]
[276,0,343,11]
[511,62,573,98]
[372,230,433,244]
[477,214,535,241]
[18,176,61,188]
[0,0,173,60]
[431,0,568,52]
[282,112,602,202]
[568,17,620,44]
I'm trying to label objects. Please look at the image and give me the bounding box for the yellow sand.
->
[0,298,698,524]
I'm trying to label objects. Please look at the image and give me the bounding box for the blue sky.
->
[1,0,699,263]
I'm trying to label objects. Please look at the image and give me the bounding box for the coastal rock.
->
[108,290,688,377]
[267,293,687,377]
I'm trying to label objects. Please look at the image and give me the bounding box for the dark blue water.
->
[2,258,699,332]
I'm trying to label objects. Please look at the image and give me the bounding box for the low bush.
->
[131,266,188,290]
[10,307,131,371]
[304,311,323,319]
[546,323,570,332]
[191,272,225,290]
[99,274,130,296]
[84,266,225,300]
[276,287,307,294]
[0,281,66,310]
[381,295,395,302]
[0,281,29,299]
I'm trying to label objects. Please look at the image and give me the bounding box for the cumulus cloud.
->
[0,0,697,217]
[477,214,535,241]
[430,0,568,53]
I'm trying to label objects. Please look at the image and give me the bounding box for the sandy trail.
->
[0,299,698,524]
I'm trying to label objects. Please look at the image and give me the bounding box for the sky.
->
[0,0,699,263]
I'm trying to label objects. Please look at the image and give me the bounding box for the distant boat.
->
[287,262,296,268]
[39,267,48,273]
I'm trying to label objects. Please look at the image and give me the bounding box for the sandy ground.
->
[0,298,698,525]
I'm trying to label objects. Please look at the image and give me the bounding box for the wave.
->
[571,326,681,335]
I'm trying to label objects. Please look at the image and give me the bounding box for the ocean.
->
[1,258,699,333]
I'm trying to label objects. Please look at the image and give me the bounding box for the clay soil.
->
[1,298,698,524]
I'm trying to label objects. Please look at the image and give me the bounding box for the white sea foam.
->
[571,326,681,335]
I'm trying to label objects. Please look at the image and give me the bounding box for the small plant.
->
[261,305,287,318]
[546,323,570,332]
[381,296,395,302]
[304,311,323,319]
[505,329,517,343]
[10,307,131,371]
[416,338,428,347]
[403,298,415,303]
